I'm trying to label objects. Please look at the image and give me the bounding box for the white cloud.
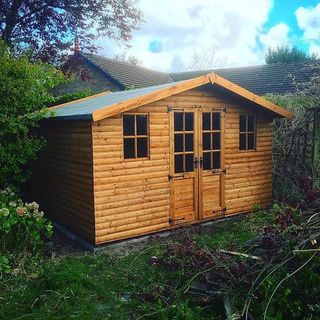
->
[309,43,320,57]
[296,4,320,41]
[259,23,290,49]
[96,0,275,71]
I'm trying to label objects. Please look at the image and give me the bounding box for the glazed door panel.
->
[199,109,225,218]
[169,109,199,224]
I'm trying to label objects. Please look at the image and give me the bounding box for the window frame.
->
[122,113,150,160]
[239,114,256,152]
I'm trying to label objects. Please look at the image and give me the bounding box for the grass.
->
[0,210,273,320]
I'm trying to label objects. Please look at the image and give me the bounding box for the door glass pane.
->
[174,112,183,131]
[203,113,211,130]
[137,138,148,157]
[248,133,255,149]
[123,115,135,135]
[124,138,135,158]
[212,112,221,130]
[136,115,148,135]
[174,154,183,173]
[185,154,194,172]
[174,134,183,152]
[239,133,246,150]
[213,151,221,169]
[240,115,247,132]
[203,152,211,170]
[247,115,255,131]
[185,112,194,131]
[185,134,194,152]
[203,133,211,150]
[212,132,221,150]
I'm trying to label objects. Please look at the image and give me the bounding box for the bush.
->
[0,188,53,274]
[0,41,65,188]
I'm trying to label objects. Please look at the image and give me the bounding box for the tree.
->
[0,41,65,188]
[113,52,143,66]
[265,45,318,64]
[0,1,143,63]
[182,44,227,71]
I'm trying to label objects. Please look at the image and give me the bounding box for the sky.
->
[96,0,320,72]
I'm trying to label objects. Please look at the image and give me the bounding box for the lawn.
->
[0,210,295,319]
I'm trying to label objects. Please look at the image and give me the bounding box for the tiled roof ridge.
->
[171,61,318,75]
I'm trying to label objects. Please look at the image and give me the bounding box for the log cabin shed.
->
[32,73,293,246]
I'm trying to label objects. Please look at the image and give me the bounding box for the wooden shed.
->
[32,73,293,246]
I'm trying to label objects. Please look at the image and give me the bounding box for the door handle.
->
[193,157,198,169]
[199,157,203,168]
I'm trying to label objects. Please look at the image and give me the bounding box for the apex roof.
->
[50,73,293,121]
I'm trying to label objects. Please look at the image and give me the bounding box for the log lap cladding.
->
[31,73,293,246]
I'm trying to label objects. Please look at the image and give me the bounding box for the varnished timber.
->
[31,120,95,243]
[92,87,275,244]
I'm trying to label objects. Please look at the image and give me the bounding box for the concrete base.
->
[52,214,240,254]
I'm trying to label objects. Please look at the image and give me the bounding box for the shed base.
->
[52,212,254,253]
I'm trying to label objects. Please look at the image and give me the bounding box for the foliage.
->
[0,41,65,188]
[0,0,143,63]
[266,62,320,198]
[49,89,93,107]
[0,244,220,319]
[146,195,320,319]
[0,188,53,274]
[253,256,320,319]
[181,43,227,71]
[113,52,143,66]
[265,45,318,64]
[1,204,319,319]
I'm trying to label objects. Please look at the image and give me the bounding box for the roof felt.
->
[51,73,293,121]
[51,81,184,119]
[82,53,173,88]
[172,62,319,95]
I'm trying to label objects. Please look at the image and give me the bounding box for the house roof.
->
[50,73,293,121]
[80,53,319,95]
[171,62,319,95]
[82,53,173,89]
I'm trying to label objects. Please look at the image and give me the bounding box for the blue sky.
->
[96,0,320,71]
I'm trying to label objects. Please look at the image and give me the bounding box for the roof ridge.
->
[170,61,317,75]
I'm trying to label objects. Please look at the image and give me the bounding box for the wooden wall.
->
[224,102,273,215]
[92,104,170,244]
[31,120,95,243]
[92,85,274,244]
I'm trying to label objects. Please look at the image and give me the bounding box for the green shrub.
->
[252,256,320,319]
[0,188,53,274]
[49,89,92,107]
[0,41,65,188]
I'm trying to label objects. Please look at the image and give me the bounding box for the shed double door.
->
[169,106,225,225]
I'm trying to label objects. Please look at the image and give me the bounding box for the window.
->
[174,112,194,173]
[123,114,149,159]
[239,115,256,150]
[202,112,221,170]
